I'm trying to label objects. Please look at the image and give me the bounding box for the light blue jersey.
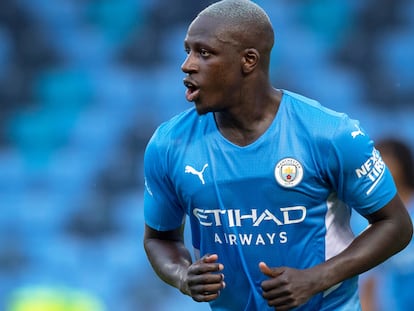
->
[144,90,397,311]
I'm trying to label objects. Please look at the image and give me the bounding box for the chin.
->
[194,101,211,115]
[195,106,210,116]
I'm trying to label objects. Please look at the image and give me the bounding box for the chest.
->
[169,135,331,213]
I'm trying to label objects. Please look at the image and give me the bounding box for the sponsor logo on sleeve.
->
[355,148,386,195]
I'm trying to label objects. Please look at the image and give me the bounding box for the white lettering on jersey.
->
[194,207,306,246]
[355,148,386,195]
[213,232,288,246]
[193,206,307,227]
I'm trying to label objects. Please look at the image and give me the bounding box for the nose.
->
[181,52,197,74]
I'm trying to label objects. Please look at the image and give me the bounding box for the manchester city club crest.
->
[274,158,304,188]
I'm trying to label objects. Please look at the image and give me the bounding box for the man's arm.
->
[144,224,192,291]
[260,194,413,310]
[144,224,225,301]
[315,194,412,288]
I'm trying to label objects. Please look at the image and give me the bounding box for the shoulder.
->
[147,108,203,149]
[144,108,203,180]
[281,90,355,143]
[156,107,200,137]
[282,90,347,125]
[281,90,374,166]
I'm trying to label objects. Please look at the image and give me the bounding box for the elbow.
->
[398,215,413,252]
[404,217,414,247]
[143,234,157,257]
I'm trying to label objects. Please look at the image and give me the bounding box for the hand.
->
[259,262,316,311]
[180,254,225,302]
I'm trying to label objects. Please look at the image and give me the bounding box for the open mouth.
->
[183,79,200,102]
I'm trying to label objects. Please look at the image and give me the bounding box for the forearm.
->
[314,222,403,292]
[312,197,412,293]
[144,237,193,292]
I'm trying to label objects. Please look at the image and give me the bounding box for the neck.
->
[214,87,282,146]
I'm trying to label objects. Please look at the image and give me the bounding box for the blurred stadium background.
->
[0,0,413,310]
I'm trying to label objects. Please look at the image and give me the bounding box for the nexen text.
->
[355,148,385,181]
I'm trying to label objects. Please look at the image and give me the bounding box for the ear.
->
[241,48,259,74]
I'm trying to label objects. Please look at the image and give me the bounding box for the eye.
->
[200,49,211,57]
[184,47,190,54]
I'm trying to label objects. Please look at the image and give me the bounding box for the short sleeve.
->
[326,116,397,216]
[143,129,185,231]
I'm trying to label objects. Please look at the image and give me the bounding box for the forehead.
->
[185,15,234,45]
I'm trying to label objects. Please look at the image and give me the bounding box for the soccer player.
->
[143,1,413,310]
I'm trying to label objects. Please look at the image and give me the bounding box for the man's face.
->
[181,15,243,115]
